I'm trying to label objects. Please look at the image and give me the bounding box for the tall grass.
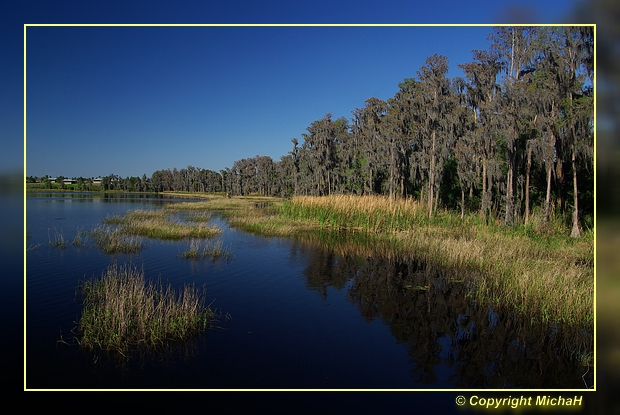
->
[99,194,592,332]
[182,238,233,261]
[277,195,594,330]
[71,226,88,247]
[77,263,216,354]
[279,194,426,232]
[91,225,143,254]
[47,228,67,249]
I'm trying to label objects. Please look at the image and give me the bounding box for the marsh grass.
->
[183,211,213,223]
[104,209,221,240]
[77,263,216,354]
[280,194,426,232]
[98,194,592,334]
[276,195,594,331]
[47,228,67,249]
[91,225,143,254]
[123,217,220,239]
[71,227,88,247]
[182,239,233,261]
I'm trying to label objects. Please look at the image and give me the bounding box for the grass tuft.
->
[91,225,143,254]
[182,239,233,261]
[48,228,67,249]
[77,263,217,354]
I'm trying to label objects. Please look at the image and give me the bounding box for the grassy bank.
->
[164,193,593,333]
[77,263,216,354]
[280,195,594,329]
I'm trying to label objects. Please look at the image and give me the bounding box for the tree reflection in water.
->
[291,232,593,389]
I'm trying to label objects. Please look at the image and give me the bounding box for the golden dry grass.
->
[279,195,593,329]
[136,194,594,330]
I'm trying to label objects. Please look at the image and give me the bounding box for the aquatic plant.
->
[131,194,593,333]
[182,239,233,261]
[77,263,217,354]
[106,209,221,240]
[47,228,67,249]
[71,227,88,247]
[235,194,593,331]
[90,225,143,254]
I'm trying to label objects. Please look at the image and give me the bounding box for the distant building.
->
[63,178,77,185]
[92,177,103,185]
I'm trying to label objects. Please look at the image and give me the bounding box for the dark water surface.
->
[25,192,591,390]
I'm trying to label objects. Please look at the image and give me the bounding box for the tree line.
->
[34,27,594,237]
[220,27,594,237]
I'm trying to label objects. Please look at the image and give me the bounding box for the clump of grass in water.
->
[104,209,221,240]
[71,226,88,247]
[182,239,233,262]
[91,225,143,254]
[76,263,217,354]
[48,228,67,249]
[123,217,221,239]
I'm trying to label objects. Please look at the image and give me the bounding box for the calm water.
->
[25,192,591,390]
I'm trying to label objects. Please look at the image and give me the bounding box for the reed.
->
[71,227,88,247]
[47,228,67,249]
[276,195,594,330]
[77,263,216,354]
[182,238,233,261]
[121,194,593,330]
[91,225,143,254]
[280,194,427,232]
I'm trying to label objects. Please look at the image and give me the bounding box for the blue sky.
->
[25,25,501,178]
[7,0,588,179]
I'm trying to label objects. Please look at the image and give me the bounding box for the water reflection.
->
[291,232,593,389]
[26,194,593,389]
[27,191,200,204]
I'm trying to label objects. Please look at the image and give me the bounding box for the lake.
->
[25,192,592,389]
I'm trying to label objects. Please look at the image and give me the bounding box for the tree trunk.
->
[570,143,581,238]
[506,161,513,225]
[525,143,532,225]
[389,145,395,199]
[544,130,556,223]
[481,158,488,218]
[428,130,436,218]
[420,184,425,210]
[556,155,564,213]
